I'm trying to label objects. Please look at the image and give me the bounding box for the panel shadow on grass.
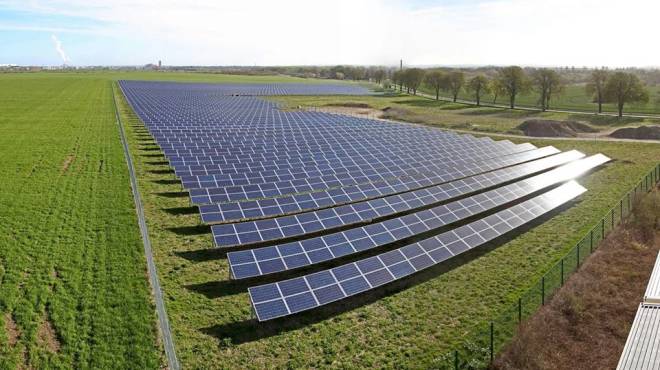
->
[163,206,198,216]
[148,169,175,175]
[157,191,188,198]
[167,224,210,236]
[152,179,180,185]
[199,201,578,345]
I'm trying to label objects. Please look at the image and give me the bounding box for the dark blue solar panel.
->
[229,154,609,280]
[248,182,588,321]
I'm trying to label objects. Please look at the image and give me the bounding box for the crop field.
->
[0,74,162,368]
[115,80,660,368]
[273,94,660,135]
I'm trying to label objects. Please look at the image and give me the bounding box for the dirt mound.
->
[609,125,660,140]
[517,120,598,137]
[326,102,371,108]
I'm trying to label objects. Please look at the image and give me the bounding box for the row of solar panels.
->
[617,236,660,369]
[119,80,609,322]
[122,80,373,97]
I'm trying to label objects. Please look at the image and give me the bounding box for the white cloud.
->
[2,0,659,67]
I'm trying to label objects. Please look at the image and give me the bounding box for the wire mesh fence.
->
[435,163,660,369]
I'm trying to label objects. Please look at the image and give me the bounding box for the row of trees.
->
[392,67,649,117]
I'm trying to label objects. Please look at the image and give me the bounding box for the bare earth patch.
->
[494,191,660,370]
[609,125,660,141]
[61,155,75,174]
[517,119,598,137]
[36,314,61,354]
[4,313,19,347]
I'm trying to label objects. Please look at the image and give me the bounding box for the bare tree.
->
[373,69,386,84]
[392,70,403,92]
[467,75,490,106]
[531,68,564,111]
[603,72,649,117]
[443,71,465,102]
[404,68,426,95]
[424,70,444,100]
[496,66,530,109]
[585,69,608,113]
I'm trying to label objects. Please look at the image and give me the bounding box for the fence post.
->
[601,218,605,240]
[561,258,564,286]
[590,230,594,253]
[454,350,458,370]
[541,276,545,305]
[628,192,631,215]
[620,200,623,224]
[577,243,580,268]
[518,298,522,323]
[611,208,614,230]
[490,322,494,364]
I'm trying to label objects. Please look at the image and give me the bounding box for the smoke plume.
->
[51,35,70,65]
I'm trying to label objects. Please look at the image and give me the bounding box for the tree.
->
[603,72,649,117]
[403,68,426,95]
[467,75,490,106]
[585,69,608,113]
[372,69,386,84]
[443,71,465,102]
[531,68,564,111]
[490,79,506,104]
[496,66,530,109]
[424,70,444,100]
[392,70,403,92]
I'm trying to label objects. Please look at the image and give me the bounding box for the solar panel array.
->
[119,80,610,322]
[619,213,660,369]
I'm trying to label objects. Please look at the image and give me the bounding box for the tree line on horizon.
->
[235,64,652,117]
[389,66,649,117]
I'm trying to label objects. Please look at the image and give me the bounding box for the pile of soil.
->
[609,125,660,140]
[326,102,371,108]
[517,119,598,137]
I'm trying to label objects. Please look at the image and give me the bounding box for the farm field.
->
[115,79,660,368]
[273,94,660,135]
[0,74,161,367]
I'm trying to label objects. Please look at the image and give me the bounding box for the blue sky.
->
[0,0,658,67]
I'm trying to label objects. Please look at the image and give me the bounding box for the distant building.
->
[158,60,162,69]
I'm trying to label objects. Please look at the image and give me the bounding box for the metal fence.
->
[435,163,660,369]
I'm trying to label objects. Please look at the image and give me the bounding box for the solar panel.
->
[248,181,587,321]
[212,150,586,248]
[197,146,560,222]
[228,154,609,278]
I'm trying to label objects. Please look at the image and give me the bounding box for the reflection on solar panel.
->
[120,80,609,324]
[197,146,559,222]
[617,304,660,370]
[213,150,586,247]
[248,181,586,321]
[228,155,609,279]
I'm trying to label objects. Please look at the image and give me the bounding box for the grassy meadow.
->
[117,83,660,367]
[0,74,164,368]
[273,94,660,135]
[420,83,660,115]
[1,70,658,369]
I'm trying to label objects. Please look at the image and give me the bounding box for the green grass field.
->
[0,74,164,368]
[116,84,660,368]
[273,94,660,135]
[420,83,660,115]
[2,71,658,369]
